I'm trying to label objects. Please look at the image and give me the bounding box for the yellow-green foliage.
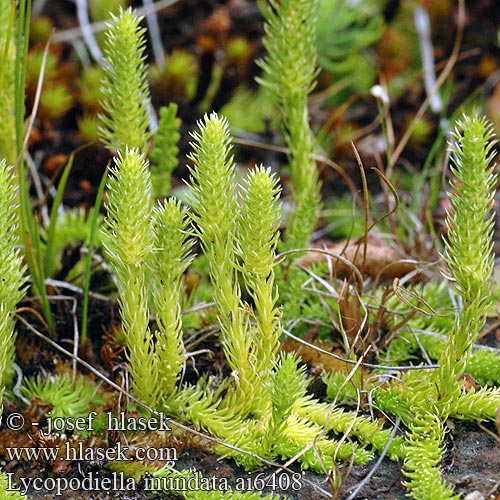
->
[101,148,157,405]
[258,0,320,249]
[237,166,282,413]
[21,374,104,426]
[102,148,194,407]
[402,411,458,500]
[437,114,497,408]
[152,199,193,399]
[150,103,181,197]
[0,0,16,165]
[466,349,500,385]
[0,160,26,499]
[0,160,26,389]
[99,7,150,153]
[188,113,258,416]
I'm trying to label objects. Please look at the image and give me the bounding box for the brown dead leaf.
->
[42,153,68,176]
[281,337,369,376]
[295,234,417,281]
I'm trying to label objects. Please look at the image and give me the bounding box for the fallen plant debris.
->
[0,1,499,500]
[294,234,419,281]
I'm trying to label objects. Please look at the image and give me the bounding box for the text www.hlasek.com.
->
[6,441,177,462]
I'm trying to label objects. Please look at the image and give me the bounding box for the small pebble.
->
[464,491,484,500]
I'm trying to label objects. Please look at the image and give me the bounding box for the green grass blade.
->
[44,155,74,277]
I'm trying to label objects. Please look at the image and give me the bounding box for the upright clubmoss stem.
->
[0,160,26,389]
[101,148,158,405]
[152,198,194,400]
[258,0,321,250]
[0,0,16,165]
[437,114,497,410]
[188,113,258,416]
[98,7,151,154]
[237,166,282,414]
